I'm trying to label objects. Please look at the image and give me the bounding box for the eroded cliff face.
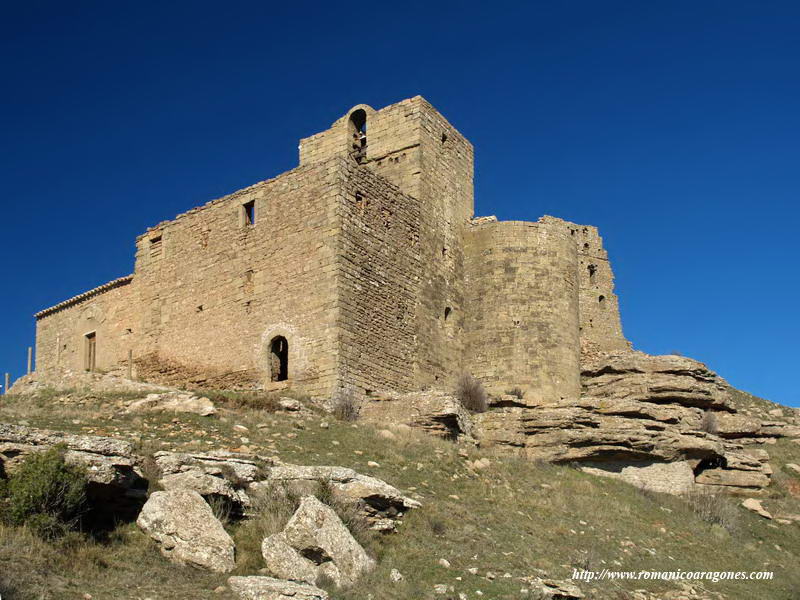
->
[362,351,798,496]
[475,351,798,495]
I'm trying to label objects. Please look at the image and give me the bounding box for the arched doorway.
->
[269,336,288,382]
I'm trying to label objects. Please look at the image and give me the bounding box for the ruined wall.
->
[34,277,140,374]
[130,161,342,397]
[463,219,581,403]
[335,160,421,396]
[538,217,628,357]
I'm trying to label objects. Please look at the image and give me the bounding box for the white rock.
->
[389,568,404,583]
[281,496,375,586]
[227,576,328,600]
[742,498,773,519]
[438,558,451,568]
[136,489,235,572]
[278,398,303,412]
[261,532,320,585]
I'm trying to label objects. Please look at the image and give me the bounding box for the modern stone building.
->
[33,96,630,402]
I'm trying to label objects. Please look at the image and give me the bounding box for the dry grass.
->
[683,489,739,531]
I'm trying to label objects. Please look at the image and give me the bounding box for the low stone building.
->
[34,96,629,401]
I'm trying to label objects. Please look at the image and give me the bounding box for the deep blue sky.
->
[1,2,798,406]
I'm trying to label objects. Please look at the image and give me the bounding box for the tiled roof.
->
[34,275,134,319]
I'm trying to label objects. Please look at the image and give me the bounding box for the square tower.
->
[301,97,475,388]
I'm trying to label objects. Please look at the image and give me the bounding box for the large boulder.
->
[136,489,235,572]
[228,576,328,600]
[261,495,375,587]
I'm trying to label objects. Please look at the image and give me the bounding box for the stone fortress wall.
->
[33,96,629,404]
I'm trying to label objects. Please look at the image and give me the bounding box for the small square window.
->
[243,201,256,227]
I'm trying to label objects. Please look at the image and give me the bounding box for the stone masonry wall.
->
[129,162,341,397]
[300,97,475,390]
[538,216,628,357]
[35,278,139,374]
[463,219,581,402]
[335,160,421,396]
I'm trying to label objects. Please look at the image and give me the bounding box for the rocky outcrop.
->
[228,576,329,600]
[360,391,473,440]
[581,351,733,411]
[125,392,217,416]
[475,351,783,495]
[153,450,269,513]
[136,489,235,572]
[252,463,421,531]
[151,451,419,529]
[261,495,375,587]
[0,422,146,514]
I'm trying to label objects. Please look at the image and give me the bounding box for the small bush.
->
[428,517,447,537]
[505,387,525,399]
[456,373,488,413]
[332,393,359,422]
[700,410,719,434]
[685,490,738,532]
[3,446,88,539]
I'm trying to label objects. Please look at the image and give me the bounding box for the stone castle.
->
[29,96,800,495]
[34,96,627,401]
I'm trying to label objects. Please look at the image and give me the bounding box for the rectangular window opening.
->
[84,332,96,372]
[150,235,163,257]
[243,200,256,227]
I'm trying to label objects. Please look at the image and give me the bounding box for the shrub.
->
[3,446,88,539]
[332,393,359,422]
[700,410,719,434]
[685,490,738,532]
[505,387,525,400]
[455,373,488,413]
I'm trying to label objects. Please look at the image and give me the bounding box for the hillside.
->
[1,386,799,600]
